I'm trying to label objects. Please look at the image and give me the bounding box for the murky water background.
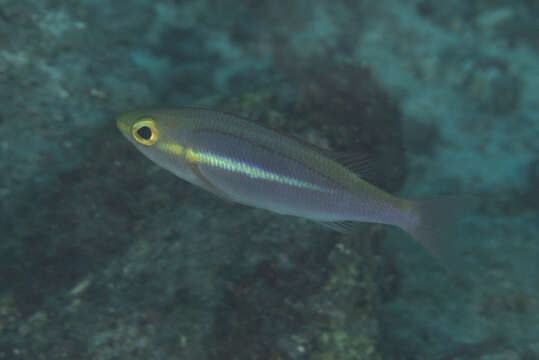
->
[1,1,538,359]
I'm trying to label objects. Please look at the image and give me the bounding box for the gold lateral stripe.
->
[183,148,326,191]
[117,120,131,134]
[158,143,185,155]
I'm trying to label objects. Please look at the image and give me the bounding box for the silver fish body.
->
[117,107,469,266]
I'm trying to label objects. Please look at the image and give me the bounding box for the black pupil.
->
[137,126,152,140]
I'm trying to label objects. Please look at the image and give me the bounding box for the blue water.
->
[1,1,538,359]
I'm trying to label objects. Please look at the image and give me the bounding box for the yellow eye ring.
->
[132,118,159,146]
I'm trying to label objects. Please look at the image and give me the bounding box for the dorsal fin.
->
[326,151,375,181]
[276,130,378,183]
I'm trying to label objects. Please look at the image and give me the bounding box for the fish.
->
[116,107,470,267]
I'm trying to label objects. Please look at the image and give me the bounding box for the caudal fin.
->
[401,195,475,270]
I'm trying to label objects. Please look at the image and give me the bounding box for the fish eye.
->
[137,126,152,140]
[132,118,159,146]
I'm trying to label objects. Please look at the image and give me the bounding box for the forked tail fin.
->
[400,195,476,270]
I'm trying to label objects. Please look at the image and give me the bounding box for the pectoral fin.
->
[189,163,233,202]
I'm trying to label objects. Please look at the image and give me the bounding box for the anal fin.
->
[317,220,363,234]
